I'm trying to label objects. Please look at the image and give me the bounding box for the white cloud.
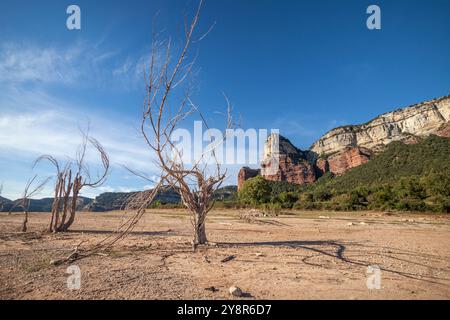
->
[0,106,156,171]
[0,87,161,199]
[112,57,134,76]
[111,52,157,87]
[0,43,82,84]
[0,42,126,87]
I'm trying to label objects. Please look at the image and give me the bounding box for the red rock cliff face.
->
[237,167,260,190]
[263,154,317,185]
[238,136,374,187]
[437,122,450,137]
[324,147,372,176]
[315,158,329,176]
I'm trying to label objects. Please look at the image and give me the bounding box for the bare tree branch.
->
[135,0,235,249]
[10,175,52,232]
[34,131,110,233]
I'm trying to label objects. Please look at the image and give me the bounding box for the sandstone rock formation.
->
[238,94,450,188]
[311,95,450,156]
[321,147,372,176]
[238,167,260,190]
[263,153,317,185]
[436,122,450,137]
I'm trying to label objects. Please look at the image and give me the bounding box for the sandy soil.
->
[0,209,449,300]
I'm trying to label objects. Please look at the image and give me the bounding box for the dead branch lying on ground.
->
[50,180,164,265]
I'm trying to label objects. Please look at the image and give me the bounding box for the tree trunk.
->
[21,210,28,232]
[61,190,79,231]
[195,220,207,245]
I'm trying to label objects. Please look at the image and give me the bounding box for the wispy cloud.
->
[0,42,141,89]
[0,91,156,170]
[111,49,165,88]
[0,43,85,84]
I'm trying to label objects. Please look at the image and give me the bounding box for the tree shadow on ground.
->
[216,240,450,286]
[68,229,174,237]
[252,219,289,226]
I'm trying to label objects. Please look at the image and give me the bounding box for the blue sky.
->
[0,0,449,199]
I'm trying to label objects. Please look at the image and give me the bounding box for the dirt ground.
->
[0,209,449,300]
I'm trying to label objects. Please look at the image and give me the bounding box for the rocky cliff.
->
[322,147,372,176]
[311,95,450,156]
[261,135,317,185]
[238,94,450,189]
[238,167,260,190]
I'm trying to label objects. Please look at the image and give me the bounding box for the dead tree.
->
[139,0,232,248]
[35,131,109,233]
[6,176,49,232]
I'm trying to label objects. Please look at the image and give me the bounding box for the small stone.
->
[359,222,366,225]
[221,255,236,263]
[347,222,354,226]
[229,286,243,297]
[49,259,59,266]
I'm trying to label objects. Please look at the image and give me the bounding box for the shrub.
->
[395,197,427,212]
[278,191,299,208]
[239,176,272,205]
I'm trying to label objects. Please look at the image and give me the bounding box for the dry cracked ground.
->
[0,209,449,300]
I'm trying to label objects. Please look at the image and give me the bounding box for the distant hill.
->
[86,186,239,212]
[0,196,11,203]
[85,189,181,212]
[1,196,92,213]
[213,185,238,201]
[0,196,12,209]
[0,186,238,213]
